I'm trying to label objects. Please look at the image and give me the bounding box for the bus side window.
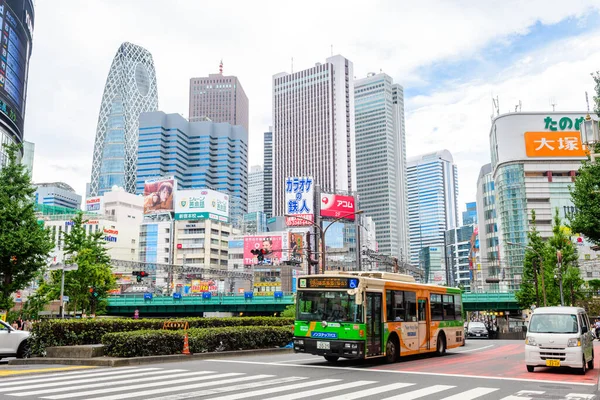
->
[454,295,462,320]
[405,291,417,322]
[443,295,455,320]
[418,299,426,321]
[430,294,443,321]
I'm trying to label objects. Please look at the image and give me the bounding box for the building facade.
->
[189,72,249,133]
[263,129,273,218]
[445,224,475,291]
[34,182,81,210]
[354,72,408,260]
[136,112,248,224]
[490,111,600,290]
[248,165,264,213]
[242,211,268,234]
[90,42,158,196]
[22,141,34,176]
[272,55,356,216]
[462,202,477,225]
[407,150,459,273]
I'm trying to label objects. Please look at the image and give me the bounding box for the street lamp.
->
[48,261,79,319]
[506,241,546,307]
[581,113,600,163]
[285,210,364,274]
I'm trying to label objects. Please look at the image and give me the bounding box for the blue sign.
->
[173,293,182,300]
[349,279,358,289]
[311,332,338,339]
[285,176,313,215]
[274,291,283,299]
[244,291,254,299]
[202,292,212,299]
[292,277,297,293]
[143,293,153,300]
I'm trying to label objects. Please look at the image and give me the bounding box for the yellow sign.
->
[0,312,6,322]
[524,131,587,157]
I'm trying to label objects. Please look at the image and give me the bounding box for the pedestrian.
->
[594,318,600,340]
[11,320,18,329]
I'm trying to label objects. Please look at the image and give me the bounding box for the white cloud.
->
[23,0,600,211]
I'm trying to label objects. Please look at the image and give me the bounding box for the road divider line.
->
[452,344,495,353]
[0,366,96,377]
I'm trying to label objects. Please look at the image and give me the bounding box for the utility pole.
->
[557,250,564,306]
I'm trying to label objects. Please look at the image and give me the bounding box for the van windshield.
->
[529,314,578,334]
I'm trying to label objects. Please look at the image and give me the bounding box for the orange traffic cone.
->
[182,333,191,355]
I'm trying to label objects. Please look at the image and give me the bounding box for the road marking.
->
[145,377,309,400]
[206,359,597,386]
[0,366,96,377]
[451,344,495,353]
[439,387,499,399]
[263,380,376,400]
[320,382,415,400]
[200,379,340,400]
[0,367,138,382]
[565,395,596,400]
[381,385,455,399]
[277,357,321,363]
[0,367,162,388]
[83,374,276,400]
[7,369,190,396]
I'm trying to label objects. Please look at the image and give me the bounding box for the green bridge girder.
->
[462,292,520,312]
[106,294,295,316]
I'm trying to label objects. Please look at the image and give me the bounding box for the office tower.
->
[137,111,248,223]
[89,42,158,196]
[248,165,264,213]
[462,202,477,225]
[445,224,475,290]
[407,150,459,276]
[354,72,408,260]
[189,67,249,133]
[272,55,356,216]
[476,163,500,290]
[21,141,34,176]
[0,0,34,165]
[33,182,82,210]
[263,129,273,218]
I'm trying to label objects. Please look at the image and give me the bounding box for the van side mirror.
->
[582,326,588,334]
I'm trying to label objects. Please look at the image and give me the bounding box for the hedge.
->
[30,317,293,355]
[101,326,293,357]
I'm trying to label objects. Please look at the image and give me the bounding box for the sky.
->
[24,0,600,214]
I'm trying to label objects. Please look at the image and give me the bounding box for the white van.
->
[525,306,594,374]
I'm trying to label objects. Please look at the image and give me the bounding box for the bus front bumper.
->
[293,337,365,359]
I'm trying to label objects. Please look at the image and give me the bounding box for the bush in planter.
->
[30,317,293,355]
[102,326,293,357]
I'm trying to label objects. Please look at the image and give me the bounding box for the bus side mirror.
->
[582,326,588,334]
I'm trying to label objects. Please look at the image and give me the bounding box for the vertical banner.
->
[285,176,314,226]
[288,232,304,264]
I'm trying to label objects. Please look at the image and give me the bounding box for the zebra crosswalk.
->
[0,366,595,400]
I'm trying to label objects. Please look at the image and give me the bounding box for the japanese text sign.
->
[243,234,287,266]
[543,116,585,132]
[524,131,587,158]
[285,176,314,227]
[320,193,355,220]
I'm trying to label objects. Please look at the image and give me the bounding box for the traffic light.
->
[132,271,148,283]
[250,249,266,263]
[89,287,99,298]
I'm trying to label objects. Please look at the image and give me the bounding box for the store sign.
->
[85,197,103,212]
[285,176,314,227]
[543,116,585,131]
[320,193,356,220]
[103,227,118,243]
[524,131,587,157]
[175,188,229,223]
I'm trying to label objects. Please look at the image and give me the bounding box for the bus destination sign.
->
[299,277,359,289]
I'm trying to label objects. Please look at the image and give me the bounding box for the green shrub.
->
[102,326,293,357]
[30,317,293,355]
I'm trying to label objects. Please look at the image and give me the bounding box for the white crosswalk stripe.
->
[0,366,594,400]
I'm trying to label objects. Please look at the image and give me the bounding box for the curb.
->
[8,347,294,367]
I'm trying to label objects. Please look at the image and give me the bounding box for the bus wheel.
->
[436,333,446,356]
[324,355,339,362]
[385,336,399,363]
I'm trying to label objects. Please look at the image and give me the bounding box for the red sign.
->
[320,194,356,220]
[243,235,284,266]
[285,214,314,226]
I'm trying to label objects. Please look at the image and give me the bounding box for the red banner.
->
[320,194,356,220]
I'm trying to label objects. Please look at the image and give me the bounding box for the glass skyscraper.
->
[263,129,273,218]
[89,42,158,196]
[136,111,248,225]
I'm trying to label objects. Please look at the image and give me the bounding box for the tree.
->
[0,144,54,311]
[47,212,115,315]
[516,210,545,309]
[569,72,600,245]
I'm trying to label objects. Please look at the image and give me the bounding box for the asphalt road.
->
[0,339,598,399]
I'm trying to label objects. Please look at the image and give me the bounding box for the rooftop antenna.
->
[514,100,521,113]
[585,91,590,112]
[492,95,500,117]
[219,59,223,75]
[550,97,557,112]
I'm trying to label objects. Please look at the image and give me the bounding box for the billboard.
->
[285,176,314,226]
[288,232,304,264]
[175,188,229,223]
[320,193,356,220]
[191,280,217,293]
[0,0,34,142]
[85,196,103,213]
[243,234,288,266]
[143,177,175,215]
[524,131,587,158]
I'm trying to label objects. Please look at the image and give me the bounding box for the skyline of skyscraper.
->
[272,55,356,217]
[263,129,273,218]
[248,165,264,213]
[407,150,459,278]
[89,42,158,196]
[189,68,249,133]
[354,72,409,261]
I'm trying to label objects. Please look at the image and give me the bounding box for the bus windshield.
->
[297,291,363,323]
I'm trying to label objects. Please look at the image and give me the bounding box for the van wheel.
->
[526,365,534,372]
[580,355,587,375]
[324,355,339,362]
[436,334,446,356]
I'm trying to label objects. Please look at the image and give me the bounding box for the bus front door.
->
[418,297,430,351]
[366,292,382,357]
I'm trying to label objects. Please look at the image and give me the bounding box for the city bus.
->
[293,271,464,362]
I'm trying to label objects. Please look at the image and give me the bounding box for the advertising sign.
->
[103,226,118,243]
[175,188,229,223]
[524,131,587,158]
[143,176,176,215]
[85,196,103,213]
[320,193,356,220]
[288,232,304,264]
[191,280,217,293]
[285,176,314,226]
[243,234,288,266]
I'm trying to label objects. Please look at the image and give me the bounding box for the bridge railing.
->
[107,293,295,306]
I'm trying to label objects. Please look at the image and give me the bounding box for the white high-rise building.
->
[407,150,459,280]
[354,73,408,260]
[248,165,264,213]
[272,55,356,216]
